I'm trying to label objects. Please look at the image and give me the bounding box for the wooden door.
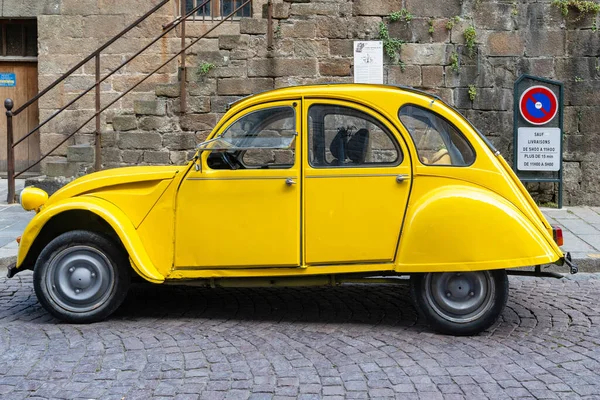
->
[0,62,39,173]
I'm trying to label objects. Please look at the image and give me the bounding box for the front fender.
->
[17,196,165,283]
[395,185,562,272]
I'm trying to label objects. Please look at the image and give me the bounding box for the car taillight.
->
[552,226,563,246]
[16,236,21,245]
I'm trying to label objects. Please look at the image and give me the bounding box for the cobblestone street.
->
[1,273,599,399]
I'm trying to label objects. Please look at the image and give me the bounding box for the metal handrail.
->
[11,0,170,117]
[4,0,258,203]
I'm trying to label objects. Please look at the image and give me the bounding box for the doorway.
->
[0,19,39,174]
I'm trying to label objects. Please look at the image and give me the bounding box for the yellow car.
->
[8,84,576,335]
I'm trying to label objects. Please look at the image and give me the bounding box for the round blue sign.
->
[519,86,558,125]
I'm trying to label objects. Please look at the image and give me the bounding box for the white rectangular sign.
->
[353,41,383,84]
[517,127,561,171]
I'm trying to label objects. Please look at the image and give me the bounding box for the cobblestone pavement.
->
[1,273,599,399]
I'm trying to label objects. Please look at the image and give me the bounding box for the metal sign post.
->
[513,74,564,208]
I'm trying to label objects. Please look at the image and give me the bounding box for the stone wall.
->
[27,0,600,204]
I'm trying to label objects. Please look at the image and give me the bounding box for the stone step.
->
[45,160,81,178]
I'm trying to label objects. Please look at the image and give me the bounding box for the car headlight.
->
[20,187,48,212]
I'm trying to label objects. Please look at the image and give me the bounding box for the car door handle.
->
[285,178,296,185]
[396,174,410,183]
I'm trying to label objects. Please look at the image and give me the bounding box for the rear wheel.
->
[410,270,508,335]
[33,230,130,323]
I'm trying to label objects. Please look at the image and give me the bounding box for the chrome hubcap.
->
[45,246,115,313]
[425,271,495,323]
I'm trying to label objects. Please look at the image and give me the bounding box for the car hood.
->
[45,165,183,207]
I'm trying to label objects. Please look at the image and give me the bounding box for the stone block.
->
[38,15,84,40]
[112,115,137,131]
[567,30,600,57]
[525,30,565,57]
[180,114,218,131]
[517,58,555,79]
[1,0,60,16]
[387,65,422,87]
[83,15,126,38]
[188,80,218,96]
[67,144,95,163]
[388,20,428,44]
[248,58,317,77]
[143,151,170,165]
[564,162,582,183]
[155,84,180,98]
[219,35,250,50]
[463,110,513,137]
[316,16,348,39]
[348,17,381,40]
[405,0,461,17]
[294,39,329,58]
[119,132,162,150]
[170,151,192,165]
[102,148,121,163]
[122,150,144,164]
[330,40,354,57]
[134,100,167,116]
[163,133,197,151]
[61,0,98,15]
[138,116,173,132]
[280,21,316,38]
[401,44,450,65]
[290,2,338,16]
[319,60,352,77]
[472,2,514,31]
[353,0,403,16]
[487,32,525,56]
[422,66,444,88]
[211,96,242,113]
[240,18,268,35]
[271,2,290,19]
[45,160,81,177]
[101,131,118,147]
[217,77,274,95]
[473,88,512,111]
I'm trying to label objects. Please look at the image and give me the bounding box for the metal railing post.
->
[5,98,15,204]
[179,0,187,114]
[267,0,273,50]
[95,54,101,171]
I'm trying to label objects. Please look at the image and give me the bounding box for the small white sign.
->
[517,127,561,171]
[353,41,383,84]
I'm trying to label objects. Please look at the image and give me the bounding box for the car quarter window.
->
[207,106,296,170]
[398,105,475,166]
[308,105,402,167]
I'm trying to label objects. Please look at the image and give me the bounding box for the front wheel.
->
[410,270,508,335]
[33,230,130,323]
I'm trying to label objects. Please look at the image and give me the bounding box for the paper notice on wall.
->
[353,41,383,84]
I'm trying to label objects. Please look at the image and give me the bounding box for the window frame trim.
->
[307,103,404,169]
[398,103,477,168]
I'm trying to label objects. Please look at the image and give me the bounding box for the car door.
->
[303,100,412,265]
[174,100,302,268]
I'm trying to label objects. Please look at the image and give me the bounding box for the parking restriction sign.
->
[519,85,558,126]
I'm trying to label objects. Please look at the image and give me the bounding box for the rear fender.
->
[395,185,562,272]
[17,196,165,283]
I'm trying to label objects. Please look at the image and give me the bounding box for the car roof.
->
[226,83,443,111]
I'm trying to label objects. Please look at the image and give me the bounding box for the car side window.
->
[308,105,402,167]
[398,105,475,166]
[207,106,296,170]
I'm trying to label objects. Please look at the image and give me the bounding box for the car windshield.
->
[197,107,296,151]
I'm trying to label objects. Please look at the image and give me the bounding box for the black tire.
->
[33,230,130,323]
[410,269,508,336]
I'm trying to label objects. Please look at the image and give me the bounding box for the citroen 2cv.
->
[9,84,576,335]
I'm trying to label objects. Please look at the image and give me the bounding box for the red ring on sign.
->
[519,85,558,126]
